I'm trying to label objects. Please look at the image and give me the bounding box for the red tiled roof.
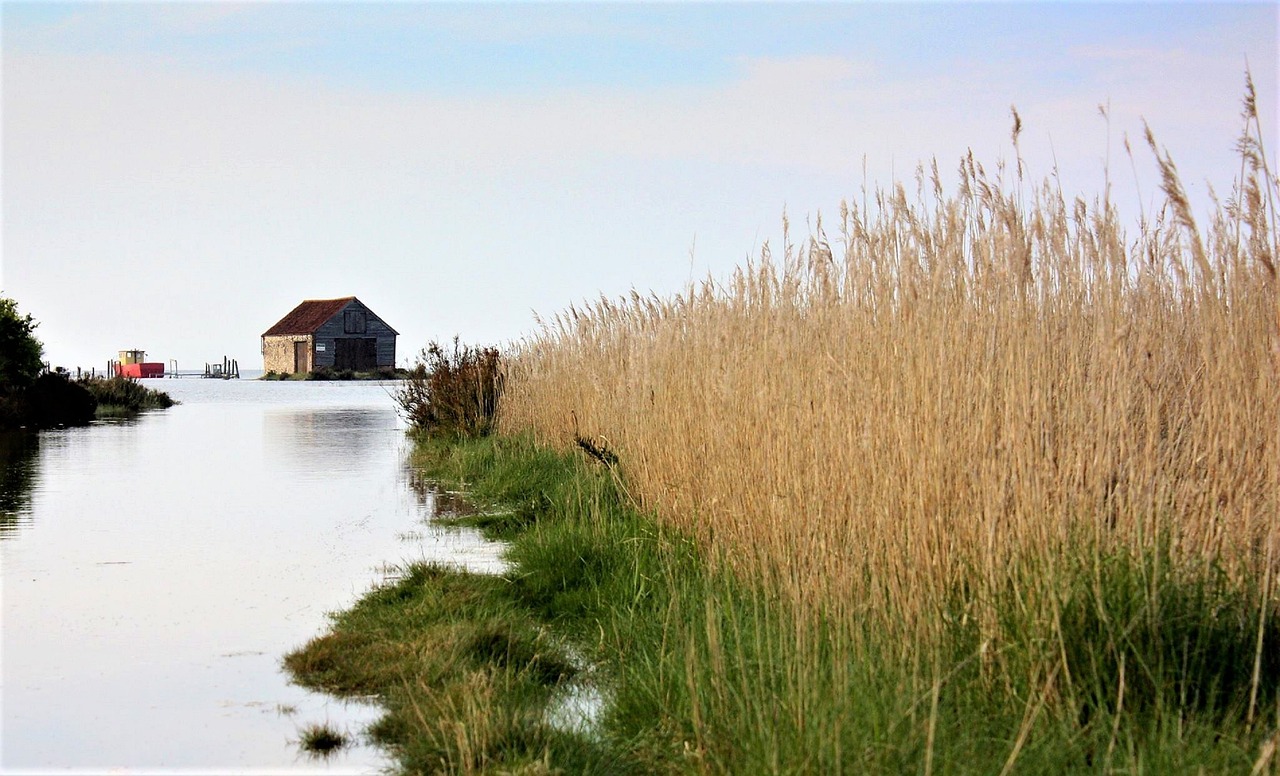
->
[261,297,356,336]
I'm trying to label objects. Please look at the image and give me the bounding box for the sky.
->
[2,2,1276,370]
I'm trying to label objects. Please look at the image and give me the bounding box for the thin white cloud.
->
[4,27,1274,367]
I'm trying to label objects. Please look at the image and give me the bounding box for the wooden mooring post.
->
[160,357,239,379]
[43,364,99,379]
[203,357,240,379]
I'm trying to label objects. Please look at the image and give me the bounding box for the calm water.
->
[1,378,504,774]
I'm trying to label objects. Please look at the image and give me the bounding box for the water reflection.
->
[263,407,398,480]
[400,464,508,575]
[0,380,504,772]
[0,431,38,538]
[406,470,478,519]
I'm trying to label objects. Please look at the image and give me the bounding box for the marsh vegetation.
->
[79,376,175,418]
[293,84,1280,773]
[495,89,1280,770]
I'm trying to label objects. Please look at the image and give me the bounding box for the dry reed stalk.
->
[499,115,1280,673]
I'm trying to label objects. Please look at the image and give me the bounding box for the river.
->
[1,377,504,774]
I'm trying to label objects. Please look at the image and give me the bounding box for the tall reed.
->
[499,88,1280,738]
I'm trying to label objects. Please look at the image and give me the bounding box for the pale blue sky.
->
[3,2,1276,369]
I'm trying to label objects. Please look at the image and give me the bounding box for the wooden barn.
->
[261,297,398,374]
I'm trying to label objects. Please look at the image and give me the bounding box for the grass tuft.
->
[297,722,349,757]
[466,625,577,685]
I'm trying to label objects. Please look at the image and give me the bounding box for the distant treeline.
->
[0,296,173,430]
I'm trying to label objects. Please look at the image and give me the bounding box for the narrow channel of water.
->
[1,378,504,774]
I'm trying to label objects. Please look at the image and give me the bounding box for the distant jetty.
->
[106,350,240,379]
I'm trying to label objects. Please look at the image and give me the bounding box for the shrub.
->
[78,376,174,414]
[395,338,503,437]
[30,373,96,427]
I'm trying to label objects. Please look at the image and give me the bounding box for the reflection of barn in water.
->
[261,297,398,375]
[262,407,398,480]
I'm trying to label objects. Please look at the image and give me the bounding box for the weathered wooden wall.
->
[311,299,396,370]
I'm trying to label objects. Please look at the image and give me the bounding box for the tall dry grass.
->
[499,89,1280,688]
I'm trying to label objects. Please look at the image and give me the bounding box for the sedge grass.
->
[78,376,174,417]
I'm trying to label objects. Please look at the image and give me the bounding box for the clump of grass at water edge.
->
[78,376,174,418]
[296,722,350,758]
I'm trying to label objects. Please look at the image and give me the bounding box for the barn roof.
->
[262,297,359,336]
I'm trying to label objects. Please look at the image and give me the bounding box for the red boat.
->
[115,349,165,379]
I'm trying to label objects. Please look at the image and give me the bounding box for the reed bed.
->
[499,92,1280,723]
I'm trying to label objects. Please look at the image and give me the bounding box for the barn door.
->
[334,338,377,370]
[359,338,377,370]
[334,339,355,370]
[294,341,308,373]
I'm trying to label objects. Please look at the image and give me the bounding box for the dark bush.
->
[29,373,96,427]
[395,338,503,437]
[0,392,32,430]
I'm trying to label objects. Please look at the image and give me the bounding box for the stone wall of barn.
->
[261,335,313,374]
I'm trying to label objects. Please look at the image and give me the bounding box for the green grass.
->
[284,560,611,774]
[288,433,1280,774]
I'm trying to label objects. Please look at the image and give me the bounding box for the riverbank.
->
[0,374,95,429]
[0,374,175,430]
[284,434,625,773]
[285,433,1278,774]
